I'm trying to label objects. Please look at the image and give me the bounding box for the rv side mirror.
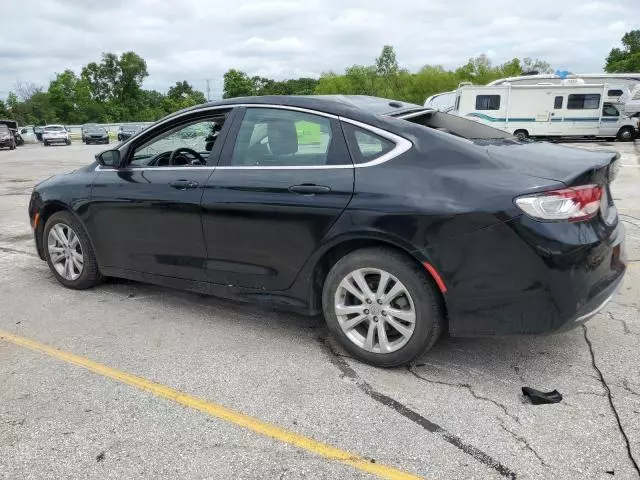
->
[96,149,120,168]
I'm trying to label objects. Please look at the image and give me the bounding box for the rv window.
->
[554,96,563,109]
[475,95,500,110]
[602,104,620,117]
[607,89,623,97]
[567,94,601,110]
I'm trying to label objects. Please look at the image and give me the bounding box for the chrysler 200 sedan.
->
[28,95,626,366]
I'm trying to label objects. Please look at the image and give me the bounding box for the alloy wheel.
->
[47,223,83,281]
[334,268,416,354]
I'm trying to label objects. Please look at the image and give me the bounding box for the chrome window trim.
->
[96,103,413,172]
[339,117,413,168]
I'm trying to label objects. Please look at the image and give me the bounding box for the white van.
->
[453,83,639,141]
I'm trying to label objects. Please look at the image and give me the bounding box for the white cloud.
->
[0,0,637,99]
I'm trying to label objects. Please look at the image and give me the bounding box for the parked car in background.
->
[84,126,109,145]
[117,124,143,141]
[0,120,20,148]
[19,126,39,144]
[0,124,16,150]
[28,95,626,366]
[42,125,71,146]
[81,124,99,143]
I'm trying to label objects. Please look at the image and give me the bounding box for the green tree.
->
[167,81,206,106]
[48,70,83,123]
[605,30,640,72]
[223,69,255,98]
[79,51,148,121]
[375,45,399,76]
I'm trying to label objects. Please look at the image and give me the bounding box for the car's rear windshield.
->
[0,125,8,132]
[44,126,65,132]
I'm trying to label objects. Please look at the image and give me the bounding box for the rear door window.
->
[229,108,339,166]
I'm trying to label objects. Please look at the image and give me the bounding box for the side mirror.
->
[96,149,120,168]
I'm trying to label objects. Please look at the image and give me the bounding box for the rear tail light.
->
[515,184,603,222]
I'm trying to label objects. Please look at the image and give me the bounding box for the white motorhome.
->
[488,74,640,117]
[453,83,639,141]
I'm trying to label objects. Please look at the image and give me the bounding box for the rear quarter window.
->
[343,124,395,164]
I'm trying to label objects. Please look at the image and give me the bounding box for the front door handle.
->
[170,180,199,190]
[288,184,331,195]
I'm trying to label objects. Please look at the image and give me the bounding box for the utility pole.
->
[206,79,211,102]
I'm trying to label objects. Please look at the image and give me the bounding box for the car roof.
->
[167,95,426,123]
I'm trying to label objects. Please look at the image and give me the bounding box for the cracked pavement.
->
[1,141,639,479]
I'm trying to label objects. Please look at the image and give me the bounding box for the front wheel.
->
[43,211,102,289]
[617,127,636,142]
[9,142,15,150]
[322,248,444,367]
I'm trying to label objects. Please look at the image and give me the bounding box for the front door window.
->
[130,115,228,168]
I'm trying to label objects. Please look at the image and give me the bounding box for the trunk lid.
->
[483,140,619,187]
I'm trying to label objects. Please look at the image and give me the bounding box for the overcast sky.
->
[1,0,637,100]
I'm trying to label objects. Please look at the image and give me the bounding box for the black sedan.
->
[117,124,142,141]
[28,95,627,366]
[84,126,110,145]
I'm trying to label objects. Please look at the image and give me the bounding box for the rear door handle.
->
[169,180,199,189]
[288,184,331,195]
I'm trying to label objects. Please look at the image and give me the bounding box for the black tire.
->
[43,141,49,147]
[9,142,15,150]
[514,129,529,140]
[66,139,71,145]
[617,127,636,142]
[322,247,444,367]
[43,211,102,290]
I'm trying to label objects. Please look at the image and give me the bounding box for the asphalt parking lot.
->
[1,141,639,479]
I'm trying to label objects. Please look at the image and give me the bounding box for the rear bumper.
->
[555,274,623,332]
[437,214,626,336]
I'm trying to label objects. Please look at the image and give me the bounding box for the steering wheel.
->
[169,147,206,166]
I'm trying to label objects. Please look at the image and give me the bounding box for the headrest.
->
[267,120,298,155]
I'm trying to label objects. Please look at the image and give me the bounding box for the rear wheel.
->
[322,248,444,367]
[43,211,102,289]
[43,141,49,147]
[514,129,529,141]
[617,127,636,142]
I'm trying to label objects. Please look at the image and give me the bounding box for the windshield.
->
[0,125,8,133]
[87,127,106,134]
[44,126,65,132]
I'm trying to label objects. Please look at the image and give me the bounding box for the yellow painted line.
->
[0,330,421,480]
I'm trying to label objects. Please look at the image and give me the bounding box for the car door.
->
[599,103,621,136]
[87,108,234,280]
[200,106,354,291]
